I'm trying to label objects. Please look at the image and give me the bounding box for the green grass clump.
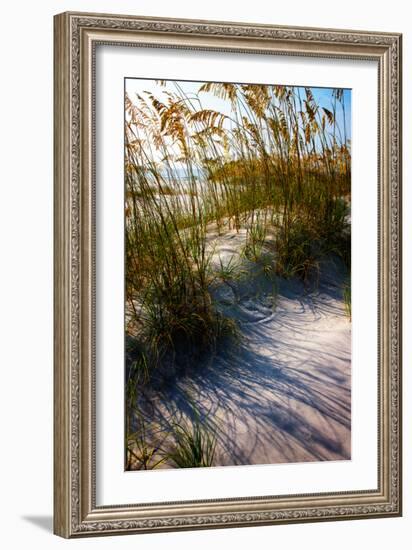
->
[126,406,218,470]
[244,220,268,263]
[168,414,217,468]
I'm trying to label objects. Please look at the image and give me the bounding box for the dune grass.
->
[167,412,217,468]
[126,405,218,470]
[124,80,351,467]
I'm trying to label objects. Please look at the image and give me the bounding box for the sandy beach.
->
[134,227,351,467]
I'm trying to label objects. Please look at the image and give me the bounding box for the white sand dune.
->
[135,228,351,467]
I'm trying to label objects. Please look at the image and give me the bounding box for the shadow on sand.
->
[133,259,351,467]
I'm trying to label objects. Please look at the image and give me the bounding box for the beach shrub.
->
[124,81,351,372]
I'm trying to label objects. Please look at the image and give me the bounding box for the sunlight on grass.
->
[124,80,351,468]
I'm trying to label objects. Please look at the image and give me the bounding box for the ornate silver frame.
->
[53,11,402,538]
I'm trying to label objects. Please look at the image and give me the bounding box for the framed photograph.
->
[53,11,402,538]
